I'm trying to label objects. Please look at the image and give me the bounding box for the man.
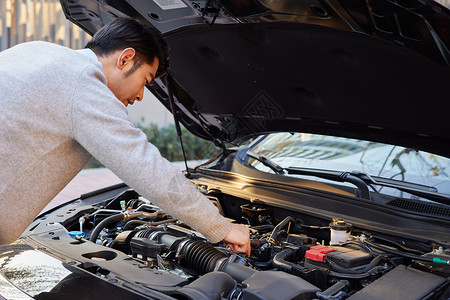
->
[0,17,250,254]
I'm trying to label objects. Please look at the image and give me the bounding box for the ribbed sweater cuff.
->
[201,217,231,244]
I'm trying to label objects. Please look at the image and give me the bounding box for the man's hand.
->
[222,223,251,256]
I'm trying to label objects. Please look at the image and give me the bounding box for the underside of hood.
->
[61,0,450,157]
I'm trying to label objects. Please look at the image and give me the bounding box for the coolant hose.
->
[272,248,309,277]
[324,255,381,274]
[328,266,387,279]
[250,225,275,232]
[123,218,177,230]
[89,212,162,242]
[340,240,373,253]
[364,240,438,263]
[89,213,125,242]
[123,220,149,230]
[268,216,295,245]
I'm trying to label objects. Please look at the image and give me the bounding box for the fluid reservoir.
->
[329,218,352,245]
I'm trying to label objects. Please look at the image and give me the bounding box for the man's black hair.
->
[85,17,169,77]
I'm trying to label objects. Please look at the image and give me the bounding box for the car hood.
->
[61,0,450,157]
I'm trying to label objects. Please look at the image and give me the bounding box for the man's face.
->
[105,49,159,107]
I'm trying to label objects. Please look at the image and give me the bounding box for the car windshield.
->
[246,132,450,196]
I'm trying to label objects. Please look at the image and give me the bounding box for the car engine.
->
[54,188,450,300]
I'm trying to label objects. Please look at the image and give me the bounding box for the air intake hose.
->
[176,239,228,274]
[149,232,257,280]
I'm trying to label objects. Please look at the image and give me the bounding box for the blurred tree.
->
[84,123,219,168]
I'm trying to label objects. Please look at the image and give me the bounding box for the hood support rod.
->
[165,74,191,178]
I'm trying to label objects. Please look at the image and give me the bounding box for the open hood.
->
[61,0,450,157]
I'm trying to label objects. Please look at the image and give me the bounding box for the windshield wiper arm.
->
[246,150,285,175]
[285,167,371,200]
[244,154,450,204]
[285,167,450,205]
[244,154,372,199]
[351,171,450,205]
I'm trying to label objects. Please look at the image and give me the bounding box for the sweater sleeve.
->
[71,64,230,243]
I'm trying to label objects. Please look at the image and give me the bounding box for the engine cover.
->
[348,265,449,300]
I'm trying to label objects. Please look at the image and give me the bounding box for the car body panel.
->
[2,0,449,299]
[60,0,450,157]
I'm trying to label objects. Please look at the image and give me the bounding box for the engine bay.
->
[24,187,450,300]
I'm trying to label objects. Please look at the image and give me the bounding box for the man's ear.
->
[116,48,136,70]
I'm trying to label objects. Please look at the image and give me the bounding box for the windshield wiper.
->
[351,171,450,206]
[246,150,370,200]
[286,167,450,205]
[285,167,371,200]
[246,150,285,174]
[245,152,372,200]
[244,151,450,205]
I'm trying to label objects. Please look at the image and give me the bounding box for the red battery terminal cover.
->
[305,245,335,262]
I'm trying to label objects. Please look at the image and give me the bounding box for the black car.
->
[1,0,450,299]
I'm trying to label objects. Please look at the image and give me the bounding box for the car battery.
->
[305,245,373,269]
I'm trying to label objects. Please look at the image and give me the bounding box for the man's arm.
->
[71,63,250,250]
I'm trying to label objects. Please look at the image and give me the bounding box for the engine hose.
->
[89,212,162,242]
[268,216,295,245]
[250,225,275,232]
[155,233,257,280]
[222,262,257,282]
[324,256,381,274]
[89,213,125,242]
[272,248,309,277]
[150,235,228,275]
[368,234,425,255]
[340,240,374,253]
[123,218,177,230]
[364,240,436,263]
[149,218,176,226]
[179,239,228,274]
[328,266,387,279]
[251,258,274,269]
[355,255,381,272]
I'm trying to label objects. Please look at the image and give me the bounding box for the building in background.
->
[0,0,173,128]
[0,0,87,50]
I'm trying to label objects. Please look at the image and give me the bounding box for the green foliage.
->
[84,123,220,169]
[85,157,105,169]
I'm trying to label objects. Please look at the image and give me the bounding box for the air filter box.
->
[348,265,449,300]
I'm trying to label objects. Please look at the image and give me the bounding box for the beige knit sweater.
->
[0,41,230,244]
